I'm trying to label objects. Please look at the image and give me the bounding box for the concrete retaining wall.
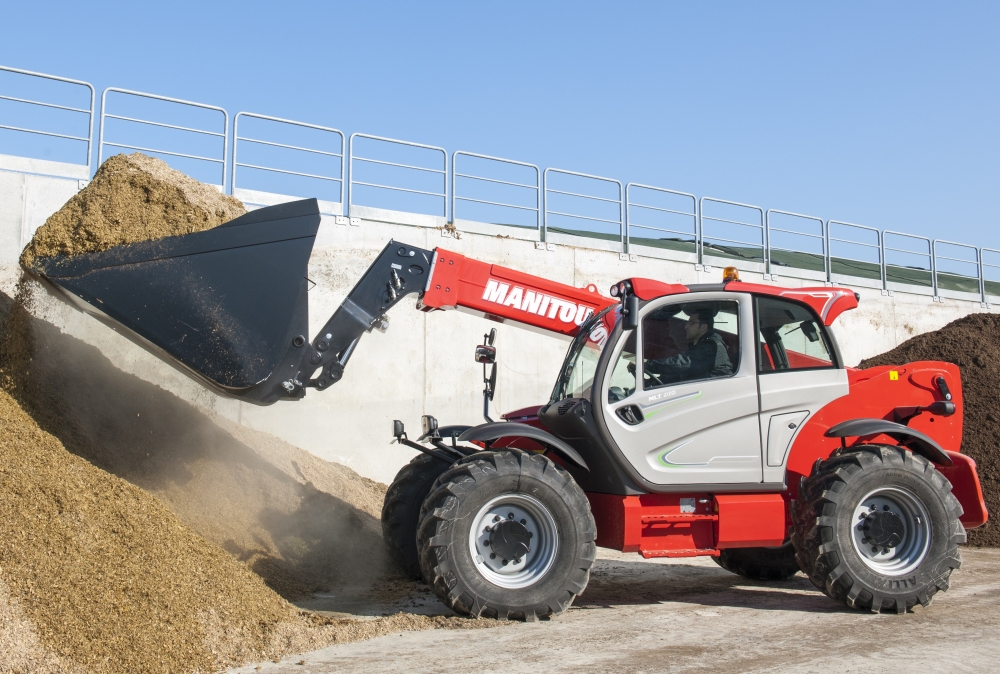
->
[1,169,995,483]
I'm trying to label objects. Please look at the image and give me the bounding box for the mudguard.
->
[458,422,589,470]
[825,418,953,467]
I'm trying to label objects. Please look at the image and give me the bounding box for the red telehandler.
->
[25,199,987,620]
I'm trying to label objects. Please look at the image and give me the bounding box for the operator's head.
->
[683,308,714,343]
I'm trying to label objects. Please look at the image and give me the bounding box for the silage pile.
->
[861,312,1000,547]
[0,153,498,672]
[20,152,246,267]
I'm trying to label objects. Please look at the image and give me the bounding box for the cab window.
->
[755,296,834,372]
[641,301,740,390]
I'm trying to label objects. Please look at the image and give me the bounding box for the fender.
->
[825,418,953,467]
[458,422,589,471]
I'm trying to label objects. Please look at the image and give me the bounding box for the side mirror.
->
[487,327,496,346]
[392,419,405,439]
[801,321,819,343]
[622,294,639,331]
[475,344,497,364]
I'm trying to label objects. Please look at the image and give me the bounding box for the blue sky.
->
[2,1,999,261]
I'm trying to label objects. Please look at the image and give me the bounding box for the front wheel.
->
[792,445,966,613]
[416,449,596,620]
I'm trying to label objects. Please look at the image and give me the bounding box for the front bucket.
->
[24,199,322,405]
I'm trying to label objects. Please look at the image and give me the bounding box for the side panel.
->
[715,494,787,548]
[759,369,849,484]
[784,363,965,498]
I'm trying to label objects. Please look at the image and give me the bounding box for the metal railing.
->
[827,220,884,286]
[883,230,934,293]
[625,183,697,258]
[232,112,344,209]
[700,198,765,268]
[6,60,1000,305]
[981,248,1000,300]
[765,209,827,278]
[0,65,95,173]
[451,151,540,232]
[933,239,982,298]
[348,133,447,218]
[543,168,624,247]
[99,88,229,189]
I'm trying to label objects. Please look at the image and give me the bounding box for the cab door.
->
[754,296,849,484]
[601,292,763,486]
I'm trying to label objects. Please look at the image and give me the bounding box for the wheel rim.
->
[850,487,931,576]
[468,492,558,589]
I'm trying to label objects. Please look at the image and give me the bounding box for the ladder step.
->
[640,548,720,559]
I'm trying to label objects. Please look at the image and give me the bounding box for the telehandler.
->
[25,199,987,620]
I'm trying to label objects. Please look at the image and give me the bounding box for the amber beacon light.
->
[722,266,740,283]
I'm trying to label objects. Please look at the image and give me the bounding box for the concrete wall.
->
[2,169,996,483]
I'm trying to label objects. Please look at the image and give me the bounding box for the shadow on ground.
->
[576,557,848,614]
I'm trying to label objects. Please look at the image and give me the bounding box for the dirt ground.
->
[232,547,1000,674]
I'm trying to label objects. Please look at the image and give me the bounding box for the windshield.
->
[550,305,618,403]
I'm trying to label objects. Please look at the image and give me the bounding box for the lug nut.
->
[490,553,496,559]
[502,559,508,566]
[514,558,521,564]
[508,513,514,519]
[520,519,526,524]
[493,516,500,523]
[483,540,490,546]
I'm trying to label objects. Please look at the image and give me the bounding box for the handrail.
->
[4,63,1000,301]
[933,239,982,299]
[765,209,826,277]
[0,65,95,172]
[543,168,623,248]
[700,197,765,267]
[348,133,447,218]
[883,230,934,294]
[625,183,697,257]
[451,151,540,231]
[99,87,229,189]
[232,111,344,205]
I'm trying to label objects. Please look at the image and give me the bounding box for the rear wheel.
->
[792,445,965,613]
[381,453,452,579]
[416,449,596,620]
[713,543,801,581]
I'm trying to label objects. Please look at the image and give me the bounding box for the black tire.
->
[381,453,453,579]
[416,449,596,621]
[713,543,801,581]
[791,445,966,614]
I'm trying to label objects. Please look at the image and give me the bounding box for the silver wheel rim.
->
[850,487,931,576]
[468,492,558,589]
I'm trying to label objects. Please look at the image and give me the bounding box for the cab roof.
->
[626,277,859,326]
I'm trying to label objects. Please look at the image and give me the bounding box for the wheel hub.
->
[488,518,531,561]
[862,508,904,550]
[850,487,931,576]
[468,493,558,589]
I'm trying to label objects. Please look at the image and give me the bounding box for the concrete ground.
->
[232,547,1000,674]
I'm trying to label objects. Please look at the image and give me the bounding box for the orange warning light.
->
[722,266,740,283]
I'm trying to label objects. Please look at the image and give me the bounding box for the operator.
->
[642,308,733,384]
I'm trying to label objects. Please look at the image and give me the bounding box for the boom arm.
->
[293,242,614,397]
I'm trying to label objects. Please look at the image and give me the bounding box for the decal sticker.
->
[889,370,899,381]
[481,279,596,326]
